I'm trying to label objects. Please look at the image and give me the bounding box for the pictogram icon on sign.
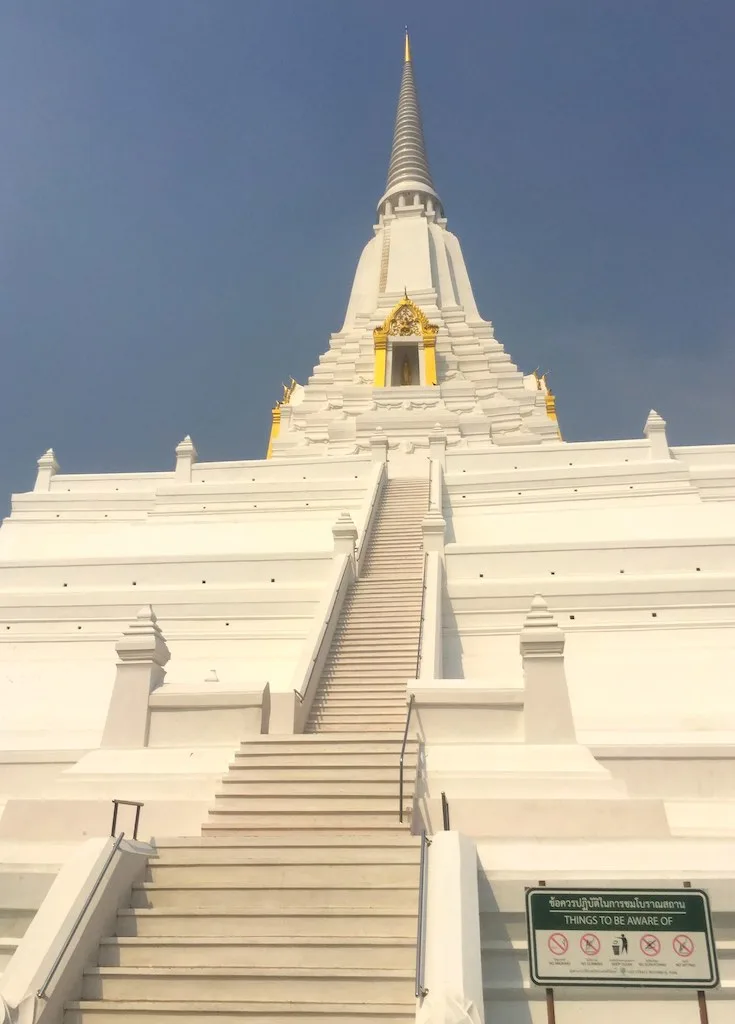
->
[548,933,569,956]
[640,934,661,957]
[580,933,601,957]
[673,935,695,958]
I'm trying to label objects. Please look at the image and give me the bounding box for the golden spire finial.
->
[404,26,411,62]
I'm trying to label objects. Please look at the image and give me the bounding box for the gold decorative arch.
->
[373,297,439,387]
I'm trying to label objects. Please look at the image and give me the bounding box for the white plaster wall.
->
[565,627,735,736]
[385,213,433,293]
[340,234,380,331]
[0,457,374,754]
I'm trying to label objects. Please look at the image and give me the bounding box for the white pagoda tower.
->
[1,31,735,1024]
[268,31,558,459]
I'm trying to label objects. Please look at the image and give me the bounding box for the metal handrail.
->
[414,463,431,680]
[37,832,125,999]
[355,464,384,577]
[111,799,143,839]
[441,791,450,831]
[415,830,431,999]
[399,693,415,823]
[297,554,351,709]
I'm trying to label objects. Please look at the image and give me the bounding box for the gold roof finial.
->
[404,26,411,63]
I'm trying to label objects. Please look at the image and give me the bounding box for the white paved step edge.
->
[131,884,418,911]
[116,907,417,938]
[212,791,405,807]
[310,723,406,732]
[218,781,410,796]
[81,965,415,1002]
[66,1001,415,1024]
[312,687,411,696]
[202,818,410,832]
[150,844,420,863]
[238,734,413,745]
[308,691,409,701]
[230,756,417,769]
[145,862,418,886]
[307,707,408,717]
[98,935,415,969]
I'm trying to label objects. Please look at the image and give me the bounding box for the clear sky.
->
[2,0,734,504]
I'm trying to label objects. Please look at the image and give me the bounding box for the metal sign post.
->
[526,887,719,990]
[537,880,556,1024]
[684,881,710,1024]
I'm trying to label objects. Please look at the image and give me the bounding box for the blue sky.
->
[2,0,734,502]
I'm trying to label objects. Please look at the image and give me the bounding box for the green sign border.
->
[525,887,719,989]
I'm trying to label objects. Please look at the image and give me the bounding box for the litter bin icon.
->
[612,939,621,956]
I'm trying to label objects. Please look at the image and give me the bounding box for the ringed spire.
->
[379,29,442,215]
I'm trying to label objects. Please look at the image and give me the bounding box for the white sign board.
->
[526,887,718,988]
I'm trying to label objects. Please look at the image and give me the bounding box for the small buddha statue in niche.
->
[401,355,413,385]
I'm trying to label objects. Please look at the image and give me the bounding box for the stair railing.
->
[399,693,415,823]
[415,830,431,999]
[400,468,431,822]
[414,464,431,680]
[37,832,126,999]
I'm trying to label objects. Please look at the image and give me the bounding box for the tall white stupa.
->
[1,31,735,1024]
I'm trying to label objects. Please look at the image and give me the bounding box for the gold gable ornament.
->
[372,296,439,387]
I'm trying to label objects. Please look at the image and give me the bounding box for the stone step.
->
[97,934,415,969]
[238,735,411,750]
[325,651,417,661]
[130,883,418,911]
[307,708,408,718]
[310,723,406,733]
[154,833,416,849]
[306,716,405,727]
[329,637,419,648]
[313,683,410,693]
[231,753,415,769]
[146,861,418,886]
[116,906,416,938]
[211,795,403,812]
[202,814,407,831]
[319,672,415,680]
[308,700,407,712]
[306,714,406,726]
[218,780,410,798]
[230,753,413,770]
[324,652,417,663]
[66,1000,414,1024]
[151,842,420,863]
[80,966,414,1003]
[314,684,409,693]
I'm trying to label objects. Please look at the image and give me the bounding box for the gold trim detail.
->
[373,330,388,387]
[372,296,439,388]
[423,331,438,387]
[404,28,412,63]
[266,377,298,458]
[533,370,562,439]
[376,296,436,337]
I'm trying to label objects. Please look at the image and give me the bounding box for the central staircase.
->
[67,478,428,1024]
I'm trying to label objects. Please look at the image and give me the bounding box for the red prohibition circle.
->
[548,932,569,956]
[673,934,695,958]
[640,934,661,957]
[580,933,601,957]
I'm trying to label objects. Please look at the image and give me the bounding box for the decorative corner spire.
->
[378,30,441,214]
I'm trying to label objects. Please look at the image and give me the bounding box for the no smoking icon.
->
[548,933,569,956]
[640,934,661,957]
[673,934,695,958]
